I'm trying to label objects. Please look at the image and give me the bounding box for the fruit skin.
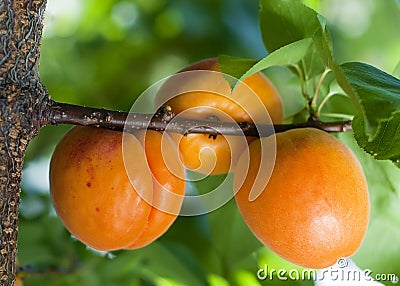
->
[50,127,184,251]
[155,58,283,175]
[125,130,185,249]
[234,128,369,269]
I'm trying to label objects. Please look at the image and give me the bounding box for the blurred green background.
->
[20,0,400,285]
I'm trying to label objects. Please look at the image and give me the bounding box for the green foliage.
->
[340,63,400,166]
[260,0,333,77]
[353,114,400,167]
[219,0,332,83]
[222,0,400,168]
[219,38,312,84]
[259,0,321,53]
[341,62,400,135]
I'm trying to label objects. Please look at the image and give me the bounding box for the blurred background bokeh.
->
[20,0,400,285]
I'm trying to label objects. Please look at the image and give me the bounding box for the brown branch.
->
[47,101,352,136]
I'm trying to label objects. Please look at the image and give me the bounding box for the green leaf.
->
[135,242,209,286]
[338,62,400,165]
[258,0,334,79]
[209,199,262,273]
[300,19,333,79]
[221,0,336,92]
[259,0,320,53]
[312,18,334,69]
[300,0,320,11]
[353,114,400,167]
[239,39,312,82]
[341,62,400,136]
[218,38,312,84]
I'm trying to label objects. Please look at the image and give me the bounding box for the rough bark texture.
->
[0,0,48,285]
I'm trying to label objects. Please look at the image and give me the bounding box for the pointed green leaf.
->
[239,38,312,82]
[258,0,334,78]
[338,62,400,166]
[259,0,320,53]
[218,38,312,84]
[313,18,334,68]
[353,114,400,167]
[340,62,400,137]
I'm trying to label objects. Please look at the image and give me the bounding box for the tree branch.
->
[47,101,352,136]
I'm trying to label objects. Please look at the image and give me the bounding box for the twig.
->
[47,101,352,137]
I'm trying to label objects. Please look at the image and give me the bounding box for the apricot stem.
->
[47,100,352,137]
[293,62,310,104]
[311,68,331,110]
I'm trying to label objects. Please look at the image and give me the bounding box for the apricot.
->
[50,126,185,251]
[155,57,283,175]
[234,128,369,269]
[125,130,185,249]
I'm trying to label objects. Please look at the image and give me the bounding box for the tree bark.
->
[0,1,48,284]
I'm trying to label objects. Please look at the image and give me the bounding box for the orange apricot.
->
[234,128,369,269]
[155,57,283,175]
[125,130,185,249]
[50,127,184,251]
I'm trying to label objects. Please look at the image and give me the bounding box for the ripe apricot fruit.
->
[125,130,185,249]
[234,128,369,269]
[50,126,185,251]
[155,57,283,175]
